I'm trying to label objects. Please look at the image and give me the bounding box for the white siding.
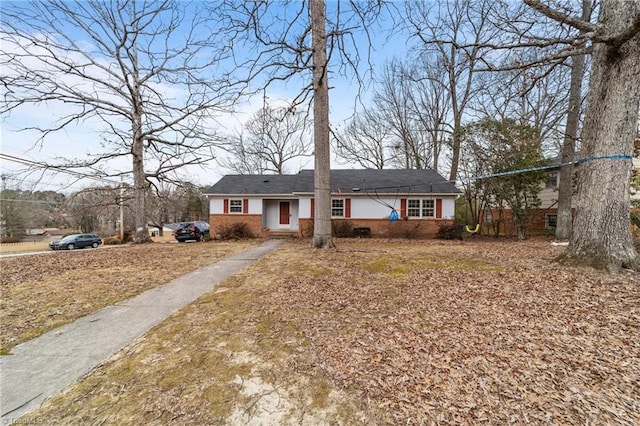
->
[264,201,279,229]
[208,197,263,214]
[299,197,312,217]
[290,202,299,230]
[442,198,455,219]
[351,197,400,218]
[248,198,262,214]
[210,198,224,214]
[539,187,559,209]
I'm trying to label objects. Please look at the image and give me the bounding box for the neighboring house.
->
[205,169,460,238]
[24,228,65,242]
[485,154,639,236]
[148,224,178,237]
[481,162,571,236]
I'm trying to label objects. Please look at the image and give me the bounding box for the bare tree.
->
[404,58,453,174]
[334,107,393,169]
[1,0,237,243]
[374,60,429,170]
[473,62,571,156]
[218,130,271,175]
[522,0,640,270]
[337,57,452,173]
[146,183,191,236]
[405,0,500,181]
[221,103,312,174]
[67,186,123,235]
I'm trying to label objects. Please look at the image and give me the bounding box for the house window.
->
[545,213,558,229]
[546,171,558,188]
[229,199,242,213]
[331,199,344,217]
[407,199,435,218]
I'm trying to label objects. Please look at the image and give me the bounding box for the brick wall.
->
[483,208,572,237]
[299,218,454,239]
[209,214,263,238]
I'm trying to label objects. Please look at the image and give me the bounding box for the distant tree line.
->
[0,183,209,241]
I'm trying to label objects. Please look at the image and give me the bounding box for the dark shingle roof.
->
[204,169,460,195]
[205,174,299,195]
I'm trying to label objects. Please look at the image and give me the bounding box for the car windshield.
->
[59,234,80,242]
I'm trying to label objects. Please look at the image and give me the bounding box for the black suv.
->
[174,221,210,242]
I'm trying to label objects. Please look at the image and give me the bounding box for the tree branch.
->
[523,0,597,34]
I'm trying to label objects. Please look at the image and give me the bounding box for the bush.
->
[332,220,354,238]
[387,218,423,239]
[436,222,464,240]
[103,237,122,245]
[122,229,134,243]
[215,223,254,240]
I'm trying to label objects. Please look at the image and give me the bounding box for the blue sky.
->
[0,1,411,193]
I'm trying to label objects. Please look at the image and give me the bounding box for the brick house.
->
[205,169,460,238]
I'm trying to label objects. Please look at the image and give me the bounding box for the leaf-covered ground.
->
[17,238,640,424]
[0,241,258,352]
[268,239,640,424]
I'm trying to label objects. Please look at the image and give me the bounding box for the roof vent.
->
[263,179,270,183]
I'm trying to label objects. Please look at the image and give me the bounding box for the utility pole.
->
[119,178,125,242]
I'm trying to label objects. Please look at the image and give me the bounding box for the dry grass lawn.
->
[7,238,640,425]
[0,241,259,352]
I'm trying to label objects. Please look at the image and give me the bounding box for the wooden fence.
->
[0,241,51,254]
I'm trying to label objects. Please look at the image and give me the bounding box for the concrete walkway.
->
[0,240,284,424]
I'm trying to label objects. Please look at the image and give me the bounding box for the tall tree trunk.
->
[129,4,150,244]
[555,0,591,240]
[310,0,335,249]
[132,116,150,244]
[564,0,640,271]
[449,127,461,182]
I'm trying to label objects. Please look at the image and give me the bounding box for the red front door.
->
[279,202,290,225]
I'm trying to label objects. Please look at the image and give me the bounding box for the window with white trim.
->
[407,199,435,218]
[229,199,243,213]
[546,171,558,188]
[331,198,344,217]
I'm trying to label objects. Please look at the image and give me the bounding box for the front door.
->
[279,202,290,226]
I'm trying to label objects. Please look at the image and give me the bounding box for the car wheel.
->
[92,242,98,248]
[67,244,75,250]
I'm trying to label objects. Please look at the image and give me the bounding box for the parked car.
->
[49,233,103,250]
[174,221,210,242]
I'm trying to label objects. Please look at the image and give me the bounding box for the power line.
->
[0,153,122,186]
[473,155,633,180]
[0,175,78,190]
[0,198,117,208]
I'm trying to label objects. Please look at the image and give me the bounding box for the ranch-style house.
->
[205,169,461,238]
